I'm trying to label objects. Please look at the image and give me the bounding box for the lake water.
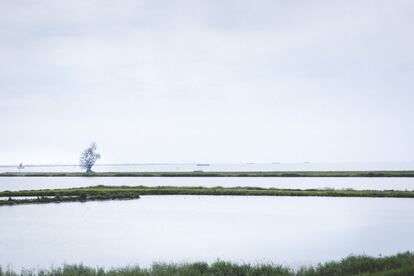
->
[1,161,414,173]
[1,177,414,191]
[1,196,413,270]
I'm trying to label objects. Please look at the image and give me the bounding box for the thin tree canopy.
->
[80,142,101,173]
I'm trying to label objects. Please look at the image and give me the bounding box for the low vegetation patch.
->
[1,252,414,275]
[1,185,414,206]
[0,190,140,206]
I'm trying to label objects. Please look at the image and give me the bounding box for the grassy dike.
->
[1,252,414,275]
[2,185,414,206]
[1,170,414,177]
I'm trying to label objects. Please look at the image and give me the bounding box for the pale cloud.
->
[0,0,413,164]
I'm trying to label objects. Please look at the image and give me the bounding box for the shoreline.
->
[1,170,414,177]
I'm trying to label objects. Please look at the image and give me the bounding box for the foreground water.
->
[1,177,414,191]
[1,196,413,270]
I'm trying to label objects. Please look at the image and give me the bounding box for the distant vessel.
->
[196,163,210,166]
[17,163,25,170]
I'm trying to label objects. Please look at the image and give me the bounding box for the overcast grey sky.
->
[0,0,413,164]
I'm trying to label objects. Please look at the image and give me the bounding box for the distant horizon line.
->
[1,161,414,168]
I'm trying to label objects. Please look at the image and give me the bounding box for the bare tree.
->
[80,142,101,173]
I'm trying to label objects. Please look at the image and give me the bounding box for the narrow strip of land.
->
[2,185,414,205]
[1,170,414,177]
[0,189,140,206]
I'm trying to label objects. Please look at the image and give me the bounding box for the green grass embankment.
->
[1,170,414,177]
[2,185,414,206]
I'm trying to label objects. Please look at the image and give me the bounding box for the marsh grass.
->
[1,185,414,206]
[1,252,414,275]
[0,190,140,206]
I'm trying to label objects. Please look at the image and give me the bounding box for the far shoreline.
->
[1,170,414,177]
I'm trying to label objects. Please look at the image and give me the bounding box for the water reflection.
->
[1,177,414,191]
[1,196,414,270]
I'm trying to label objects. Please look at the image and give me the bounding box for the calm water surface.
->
[1,177,414,191]
[1,196,414,270]
[1,162,414,173]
